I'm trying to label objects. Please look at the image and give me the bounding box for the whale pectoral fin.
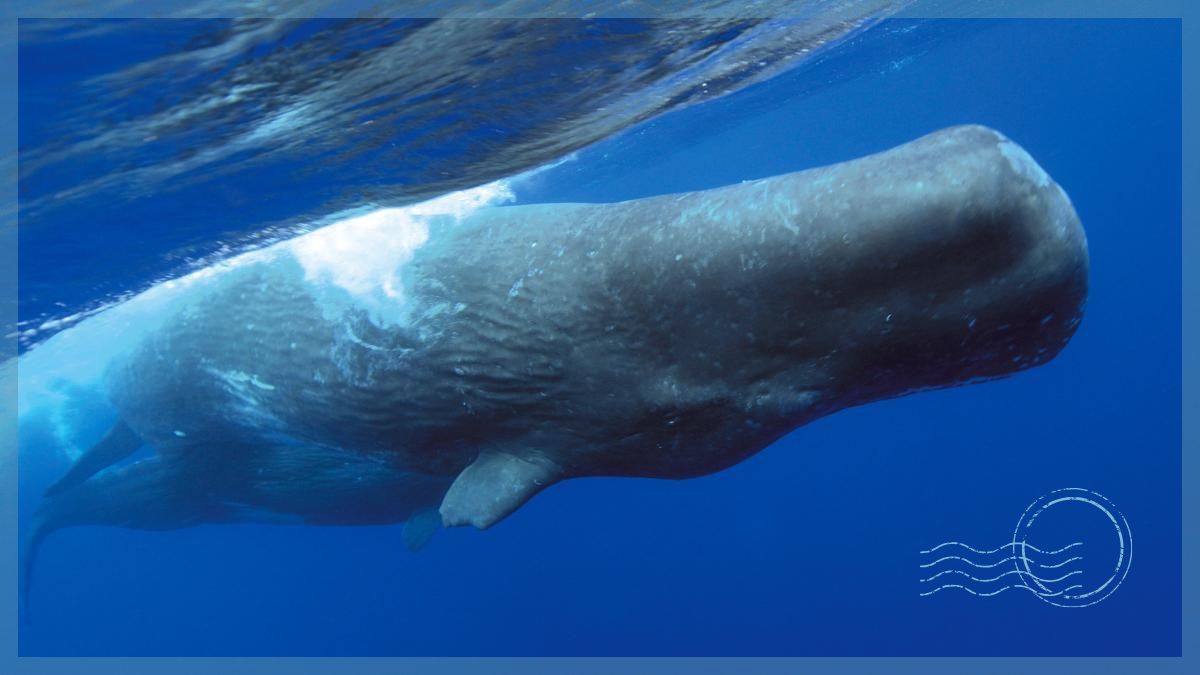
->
[402,508,442,552]
[440,452,561,529]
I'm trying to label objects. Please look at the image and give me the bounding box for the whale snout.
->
[934,125,1089,376]
[996,134,1089,357]
[785,125,1089,402]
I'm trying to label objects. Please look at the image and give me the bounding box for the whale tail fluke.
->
[22,455,209,621]
[20,509,51,624]
[26,418,149,621]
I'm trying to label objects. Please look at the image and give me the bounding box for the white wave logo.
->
[919,488,1132,607]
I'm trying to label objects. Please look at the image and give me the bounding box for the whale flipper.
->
[439,452,561,529]
[402,508,442,552]
[44,419,143,497]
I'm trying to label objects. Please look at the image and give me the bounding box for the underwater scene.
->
[10,7,1181,657]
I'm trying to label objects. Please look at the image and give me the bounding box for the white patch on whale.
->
[10,178,517,464]
[287,181,515,326]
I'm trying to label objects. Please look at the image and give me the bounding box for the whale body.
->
[25,125,1089,592]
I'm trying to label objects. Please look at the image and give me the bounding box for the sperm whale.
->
[23,125,1088,610]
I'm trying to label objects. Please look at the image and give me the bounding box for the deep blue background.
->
[17,19,1181,655]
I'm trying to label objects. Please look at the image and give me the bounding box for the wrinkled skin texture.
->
[25,126,1088,595]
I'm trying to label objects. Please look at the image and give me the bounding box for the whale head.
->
[555,125,1089,483]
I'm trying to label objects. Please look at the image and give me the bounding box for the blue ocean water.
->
[14,17,1180,656]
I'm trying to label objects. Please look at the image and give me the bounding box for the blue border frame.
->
[0,0,1190,671]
